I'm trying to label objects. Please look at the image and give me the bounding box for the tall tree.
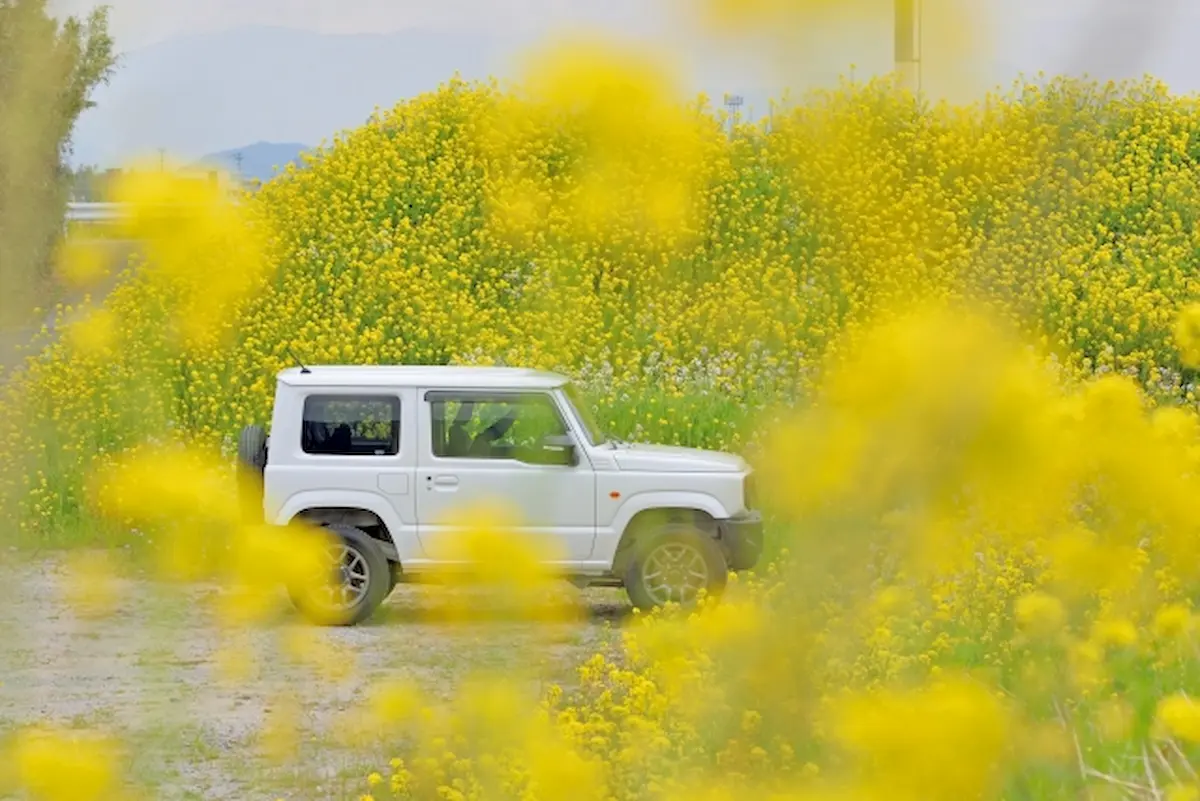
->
[0,1,116,326]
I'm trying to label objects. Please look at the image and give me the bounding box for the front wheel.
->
[624,526,728,611]
[288,525,390,626]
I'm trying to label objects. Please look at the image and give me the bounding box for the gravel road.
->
[0,556,628,800]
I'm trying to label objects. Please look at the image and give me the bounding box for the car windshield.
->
[562,382,604,446]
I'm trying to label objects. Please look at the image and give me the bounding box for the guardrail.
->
[66,198,244,225]
[66,202,127,223]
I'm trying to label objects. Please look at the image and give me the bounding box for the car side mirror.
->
[526,433,578,466]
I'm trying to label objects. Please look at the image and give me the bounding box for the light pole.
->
[895,0,921,94]
[723,93,744,137]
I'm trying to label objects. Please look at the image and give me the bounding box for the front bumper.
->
[718,509,764,571]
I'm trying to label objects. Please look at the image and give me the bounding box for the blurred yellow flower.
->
[830,677,1012,801]
[10,727,119,801]
[1157,694,1200,742]
[1168,784,1200,801]
[368,678,424,727]
[65,309,118,358]
[1014,591,1065,640]
[1155,603,1192,640]
[1091,618,1139,650]
[258,696,302,764]
[55,239,110,288]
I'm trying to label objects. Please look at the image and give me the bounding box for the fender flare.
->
[601,491,733,567]
[273,490,403,552]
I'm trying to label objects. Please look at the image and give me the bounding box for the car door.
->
[415,389,596,563]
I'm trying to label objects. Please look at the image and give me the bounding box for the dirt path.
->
[0,557,629,800]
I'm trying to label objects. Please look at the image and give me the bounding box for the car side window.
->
[302,395,401,456]
[430,393,566,460]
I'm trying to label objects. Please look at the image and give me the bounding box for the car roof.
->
[276,365,571,390]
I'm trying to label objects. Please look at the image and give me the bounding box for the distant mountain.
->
[197,141,310,183]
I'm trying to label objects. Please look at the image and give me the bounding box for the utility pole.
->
[157,148,166,172]
[895,0,922,94]
[233,151,244,176]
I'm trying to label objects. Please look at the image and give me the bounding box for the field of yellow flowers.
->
[9,32,1200,799]
[10,66,1200,545]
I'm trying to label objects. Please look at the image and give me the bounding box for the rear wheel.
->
[236,425,268,524]
[288,525,390,626]
[237,425,267,471]
[624,525,727,611]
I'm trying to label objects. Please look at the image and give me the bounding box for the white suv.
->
[238,365,763,625]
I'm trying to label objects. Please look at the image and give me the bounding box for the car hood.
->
[611,443,746,473]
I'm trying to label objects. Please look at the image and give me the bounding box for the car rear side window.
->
[302,395,401,456]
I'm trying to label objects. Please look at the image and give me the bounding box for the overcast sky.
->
[48,0,670,47]
[46,0,1200,167]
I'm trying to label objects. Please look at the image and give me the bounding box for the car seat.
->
[446,402,474,457]
[469,409,518,457]
[328,423,353,454]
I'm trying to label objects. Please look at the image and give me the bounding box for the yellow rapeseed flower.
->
[1014,591,1066,640]
[1157,694,1200,742]
[10,727,120,801]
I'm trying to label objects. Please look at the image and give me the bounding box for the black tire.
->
[288,525,390,626]
[624,525,728,611]
[236,425,268,524]
[238,425,268,472]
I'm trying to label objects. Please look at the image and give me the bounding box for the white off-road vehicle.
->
[238,365,763,625]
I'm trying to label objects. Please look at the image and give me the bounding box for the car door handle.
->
[431,475,459,490]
